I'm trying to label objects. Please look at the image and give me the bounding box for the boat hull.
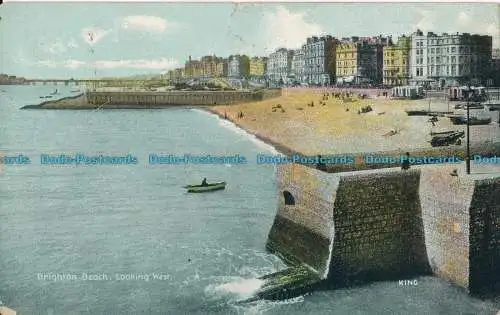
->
[185,182,226,193]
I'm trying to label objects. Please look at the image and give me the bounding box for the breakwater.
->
[261,163,500,300]
[21,89,282,109]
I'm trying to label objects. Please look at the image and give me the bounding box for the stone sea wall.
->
[266,164,339,276]
[468,178,500,295]
[329,169,430,283]
[419,167,473,289]
[267,163,500,295]
[267,164,430,280]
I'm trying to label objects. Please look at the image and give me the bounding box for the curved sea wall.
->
[267,164,429,282]
[21,89,282,109]
[86,89,281,106]
[266,163,500,297]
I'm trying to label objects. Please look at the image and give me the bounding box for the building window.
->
[452,46,456,53]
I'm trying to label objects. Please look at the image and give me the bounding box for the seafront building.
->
[200,55,225,77]
[336,36,388,84]
[383,35,411,86]
[410,29,493,87]
[184,56,204,78]
[228,55,250,78]
[182,55,226,78]
[290,45,306,84]
[165,67,185,83]
[161,29,495,88]
[266,48,294,84]
[249,57,267,78]
[0,74,27,85]
[492,51,500,86]
[303,35,338,85]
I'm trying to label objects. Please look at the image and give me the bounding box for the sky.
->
[0,2,498,79]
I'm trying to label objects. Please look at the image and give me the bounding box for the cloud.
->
[38,38,67,55]
[413,9,499,48]
[63,60,86,69]
[33,58,180,70]
[81,27,112,46]
[259,6,324,54]
[67,37,79,49]
[121,15,180,34]
[454,11,499,48]
[414,9,437,32]
[36,60,57,68]
[93,58,180,69]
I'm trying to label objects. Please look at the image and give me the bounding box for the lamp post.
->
[466,84,471,174]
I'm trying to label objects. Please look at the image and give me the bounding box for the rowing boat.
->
[183,181,226,193]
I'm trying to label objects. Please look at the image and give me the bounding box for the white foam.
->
[192,109,279,154]
[205,277,265,301]
[322,224,336,279]
[232,295,305,314]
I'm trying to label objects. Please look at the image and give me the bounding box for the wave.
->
[191,109,279,155]
[204,276,264,301]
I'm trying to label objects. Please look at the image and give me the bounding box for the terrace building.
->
[199,55,225,77]
[290,45,306,83]
[383,35,411,86]
[336,36,388,85]
[249,57,267,78]
[266,48,294,84]
[304,35,338,85]
[410,30,492,87]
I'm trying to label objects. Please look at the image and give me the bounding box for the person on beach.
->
[201,178,208,186]
[401,152,411,170]
[316,155,327,172]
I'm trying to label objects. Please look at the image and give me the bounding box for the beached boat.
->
[449,114,491,125]
[484,101,500,111]
[405,110,429,116]
[430,131,465,147]
[184,181,226,193]
[430,130,456,136]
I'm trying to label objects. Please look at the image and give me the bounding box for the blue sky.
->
[0,2,498,79]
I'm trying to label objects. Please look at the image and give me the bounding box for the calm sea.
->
[0,85,499,315]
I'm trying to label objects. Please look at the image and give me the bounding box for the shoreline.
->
[204,107,301,157]
[204,107,500,173]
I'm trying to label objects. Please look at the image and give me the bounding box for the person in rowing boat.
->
[201,178,208,186]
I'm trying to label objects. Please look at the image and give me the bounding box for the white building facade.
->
[266,48,294,84]
[304,35,337,85]
[291,45,306,83]
[410,30,492,87]
[228,56,241,77]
